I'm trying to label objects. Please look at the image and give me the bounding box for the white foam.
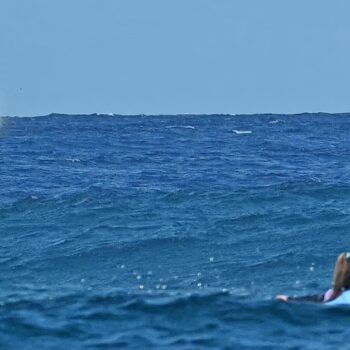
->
[269,120,281,124]
[166,125,195,129]
[233,129,252,135]
[65,158,81,163]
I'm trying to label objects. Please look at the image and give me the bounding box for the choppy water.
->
[1,113,350,349]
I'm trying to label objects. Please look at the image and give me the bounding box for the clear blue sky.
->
[1,0,350,116]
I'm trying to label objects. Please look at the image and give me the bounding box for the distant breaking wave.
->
[233,129,252,134]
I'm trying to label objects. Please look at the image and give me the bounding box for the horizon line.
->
[2,111,350,118]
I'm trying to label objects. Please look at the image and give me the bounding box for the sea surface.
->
[1,113,350,349]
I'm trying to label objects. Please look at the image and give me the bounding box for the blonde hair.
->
[332,253,350,294]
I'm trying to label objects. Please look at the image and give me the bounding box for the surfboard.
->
[326,290,350,306]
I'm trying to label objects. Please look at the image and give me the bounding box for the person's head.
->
[332,252,350,293]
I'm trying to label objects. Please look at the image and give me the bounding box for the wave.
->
[232,129,252,134]
[1,287,350,348]
[165,125,196,129]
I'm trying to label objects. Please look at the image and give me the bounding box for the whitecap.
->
[65,158,81,163]
[232,129,252,135]
[51,239,66,246]
[166,125,196,130]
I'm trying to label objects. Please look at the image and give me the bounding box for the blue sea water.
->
[1,113,350,349]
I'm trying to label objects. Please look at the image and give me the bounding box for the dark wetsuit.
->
[289,293,325,303]
[289,288,350,303]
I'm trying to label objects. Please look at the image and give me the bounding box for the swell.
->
[1,288,349,349]
[2,181,350,261]
[3,179,350,211]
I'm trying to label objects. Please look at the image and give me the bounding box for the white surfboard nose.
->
[326,290,350,306]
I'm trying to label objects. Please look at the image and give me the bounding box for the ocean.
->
[1,113,350,349]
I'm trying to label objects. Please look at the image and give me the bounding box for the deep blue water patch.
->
[1,113,350,349]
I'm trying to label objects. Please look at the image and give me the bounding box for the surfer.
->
[276,252,350,303]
